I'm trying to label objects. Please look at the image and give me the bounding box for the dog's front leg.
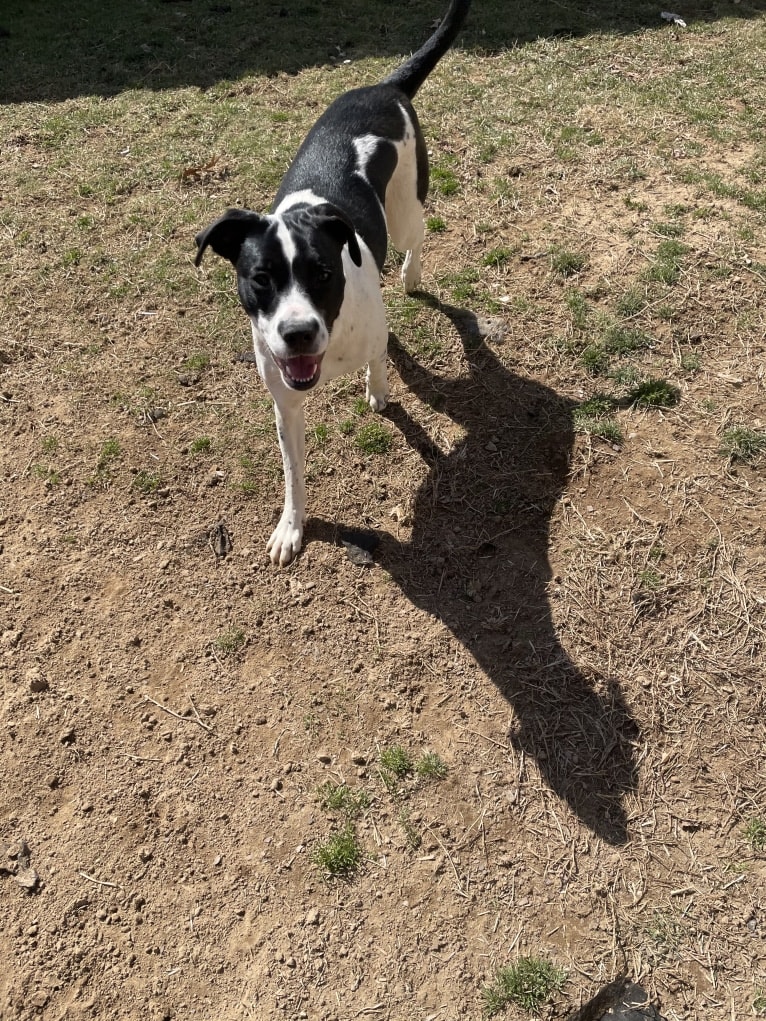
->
[267,397,306,566]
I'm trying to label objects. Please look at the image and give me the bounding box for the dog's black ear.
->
[310,204,362,267]
[195,208,265,267]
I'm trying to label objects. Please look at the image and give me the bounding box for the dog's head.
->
[195,204,362,391]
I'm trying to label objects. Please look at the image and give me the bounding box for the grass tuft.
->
[379,744,413,777]
[627,379,680,409]
[312,824,363,879]
[482,956,566,1016]
[743,817,766,853]
[415,752,448,780]
[355,422,393,455]
[550,247,587,277]
[720,426,766,464]
[318,782,370,818]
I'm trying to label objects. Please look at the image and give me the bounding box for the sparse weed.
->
[189,436,212,454]
[550,246,586,277]
[574,395,623,444]
[603,325,652,355]
[318,782,370,818]
[398,808,422,849]
[431,165,460,196]
[312,824,363,879]
[754,991,766,1015]
[565,288,589,330]
[680,352,701,373]
[627,379,680,409]
[415,752,448,780]
[743,817,766,853]
[427,215,447,233]
[98,438,121,469]
[720,426,766,464]
[183,352,211,372]
[616,287,647,317]
[214,627,246,657]
[483,246,514,269]
[338,419,355,436]
[580,345,610,376]
[132,469,161,494]
[312,422,330,445]
[482,956,566,1016]
[645,239,688,285]
[380,744,413,777]
[355,422,393,455]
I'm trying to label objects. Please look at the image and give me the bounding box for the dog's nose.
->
[278,318,320,348]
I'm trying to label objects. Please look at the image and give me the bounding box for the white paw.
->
[266,515,303,566]
[367,388,388,413]
[401,251,422,294]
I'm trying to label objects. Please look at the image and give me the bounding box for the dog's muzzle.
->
[275,317,325,389]
[275,352,325,389]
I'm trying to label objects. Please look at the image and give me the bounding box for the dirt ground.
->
[2,25,766,1021]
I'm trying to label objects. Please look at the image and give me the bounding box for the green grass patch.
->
[550,247,587,277]
[483,246,514,269]
[312,824,363,879]
[132,469,162,494]
[431,165,460,196]
[742,817,766,853]
[318,782,370,818]
[189,436,212,454]
[355,421,393,455]
[426,216,447,233]
[415,752,448,780]
[482,956,566,1016]
[379,744,413,777]
[214,627,246,657]
[720,426,766,464]
[627,379,680,409]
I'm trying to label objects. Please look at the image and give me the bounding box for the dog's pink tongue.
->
[286,355,320,382]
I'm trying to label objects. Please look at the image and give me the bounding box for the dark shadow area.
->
[310,296,639,845]
[1,0,763,103]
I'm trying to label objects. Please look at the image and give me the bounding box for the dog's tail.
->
[382,0,471,100]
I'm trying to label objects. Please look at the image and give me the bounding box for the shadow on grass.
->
[316,295,638,845]
[1,0,762,103]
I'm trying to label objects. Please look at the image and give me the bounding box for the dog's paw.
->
[267,517,303,566]
[366,387,388,414]
[401,251,422,294]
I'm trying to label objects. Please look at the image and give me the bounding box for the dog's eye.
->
[252,271,271,289]
[316,267,332,283]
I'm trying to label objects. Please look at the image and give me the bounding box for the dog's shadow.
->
[316,293,638,845]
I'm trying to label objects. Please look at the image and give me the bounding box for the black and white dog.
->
[195,0,471,565]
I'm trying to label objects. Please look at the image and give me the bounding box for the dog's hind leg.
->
[385,111,427,294]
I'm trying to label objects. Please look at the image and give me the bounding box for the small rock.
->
[269,779,282,792]
[305,908,320,926]
[59,727,75,745]
[485,440,498,453]
[342,542,373,567]
[26,667,49,693]
[14,868,39,892]
[254,715,267,726]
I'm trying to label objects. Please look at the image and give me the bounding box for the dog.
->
[195,0,471,565]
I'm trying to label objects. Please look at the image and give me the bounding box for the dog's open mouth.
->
[275,353,324,390]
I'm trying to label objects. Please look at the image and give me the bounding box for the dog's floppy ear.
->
[195,208,265,267]
[310,204,362,267]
